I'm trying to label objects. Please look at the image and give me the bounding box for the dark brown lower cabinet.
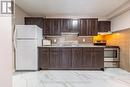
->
[82,48,104,70]
[92,48,104,69]
[49,48,61,69]
[38,47,104,70]
[38,47,49,70]
[82,48,93,69]
[72,48,83,69]
[61,48,72,69]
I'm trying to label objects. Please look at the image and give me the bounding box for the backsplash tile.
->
[78,36,93,44]
[44,36,93,45]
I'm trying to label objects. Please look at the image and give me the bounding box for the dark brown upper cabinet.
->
[79,19,98,36]
[61,19,71,32]
[25,17,44,29]
[43,18,80,36]
[98,21,111,32]
[71,19,80,32]
[61,18,97,36]
[25,18,98,36]
[61,19,80,33]
[43,19,61,36]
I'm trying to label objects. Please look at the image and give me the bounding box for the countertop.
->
[39,44,106,48]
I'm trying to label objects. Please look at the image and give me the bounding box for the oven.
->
[104,47,120,62]
[104,47,120,68]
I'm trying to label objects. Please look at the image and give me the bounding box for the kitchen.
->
[13,0,130,87]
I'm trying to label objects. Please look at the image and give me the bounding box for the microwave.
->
[104,47,120,62]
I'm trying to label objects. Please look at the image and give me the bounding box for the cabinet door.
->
[61,48,72,69]
[45,19,61,36]
[25,17,43,29]
[82,48,93,69]
[72,48,82,69]
[43,19,50,35]
[92,48,104,69]
[43,19,61,35]
[79,19,98,36]
[61,19,71,32]
[88,19,98,35]
[79,19,87,36]
[49,48,61,69]
[98,21,111,32]
[71,19,80,32]
[53,19,61,35]
[38,47,49,70]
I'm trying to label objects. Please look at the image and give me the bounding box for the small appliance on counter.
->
[43,39,51,46]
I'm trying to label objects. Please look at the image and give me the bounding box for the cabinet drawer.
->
[83,48,93,52]
[50,48,60,52]
[39,48,49,52]
[104,62,119,68]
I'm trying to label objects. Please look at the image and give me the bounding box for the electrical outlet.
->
[83,38,86,42]
[54,39,57,43]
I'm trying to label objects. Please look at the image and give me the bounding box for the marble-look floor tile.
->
[13,68,130,87]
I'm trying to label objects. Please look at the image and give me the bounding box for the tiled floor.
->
[13,68,130,87]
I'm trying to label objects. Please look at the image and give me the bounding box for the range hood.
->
[61,32,79,36]
[98,31,112,35]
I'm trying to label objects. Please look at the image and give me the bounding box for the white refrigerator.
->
[15,25,43,70]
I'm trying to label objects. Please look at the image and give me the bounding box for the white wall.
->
[0,17,12,87]
[0,3,29,87]
[14,5,29,25]
[0,1,12,87]
[111,10,130,32]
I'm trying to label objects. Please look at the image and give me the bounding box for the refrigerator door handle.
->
[13,26,16,49]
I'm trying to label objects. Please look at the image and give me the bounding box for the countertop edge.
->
[38,46,106,48]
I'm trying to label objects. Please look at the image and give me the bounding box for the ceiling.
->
[15,0,129,18]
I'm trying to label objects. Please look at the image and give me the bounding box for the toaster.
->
[43,39,51,46]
